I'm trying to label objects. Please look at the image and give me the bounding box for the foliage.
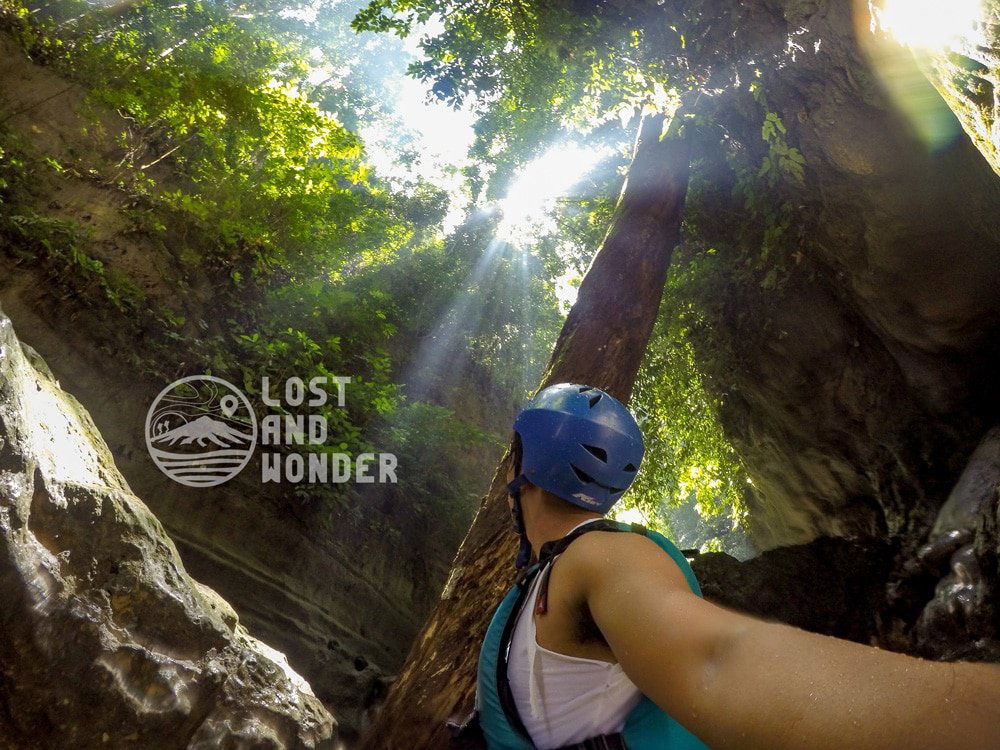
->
[0,0,826,546]
[0,0,553,529]
[0,128,155,330]
[627,251,747,525]
[350,0,826,536]
[36,0,407,276]
[354,0,689,202]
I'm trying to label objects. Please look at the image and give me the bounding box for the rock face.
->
[0,304,336,748]
[692,536,895,644]
[1,266,447,742]
[663,0,1000,661]
[686,0,1000,551]
[896,429,1000,660]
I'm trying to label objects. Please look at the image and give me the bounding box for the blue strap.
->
[478,520,708,749]
[478,565,539,749]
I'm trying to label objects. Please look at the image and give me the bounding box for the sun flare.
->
[875,0,983,49]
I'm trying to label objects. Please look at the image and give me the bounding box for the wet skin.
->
[505,471,1000,749]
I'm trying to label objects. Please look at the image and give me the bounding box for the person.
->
[470,383,1000,750]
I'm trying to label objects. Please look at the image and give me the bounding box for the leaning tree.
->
[362,110,691,747]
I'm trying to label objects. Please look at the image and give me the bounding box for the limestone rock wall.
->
[0,303,336,748]
[0,270,446,741]
[687,0,1000,550]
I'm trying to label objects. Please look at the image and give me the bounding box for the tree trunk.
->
[359,112,691,749]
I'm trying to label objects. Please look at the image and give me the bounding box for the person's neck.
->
[525,507,602,558]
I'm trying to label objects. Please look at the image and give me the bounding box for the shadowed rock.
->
[905,429,1000,659]
[0,303,336,748]
[692,536,895,644]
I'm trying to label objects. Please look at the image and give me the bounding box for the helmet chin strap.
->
[506,475,533,569]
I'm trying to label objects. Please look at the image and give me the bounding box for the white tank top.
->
[506,520,642,749]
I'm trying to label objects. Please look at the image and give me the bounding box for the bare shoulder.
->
[559,528,691,591]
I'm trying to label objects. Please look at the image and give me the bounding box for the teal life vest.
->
[475,519,708,750]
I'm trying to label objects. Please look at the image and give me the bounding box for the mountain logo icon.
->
[145,375,257,487]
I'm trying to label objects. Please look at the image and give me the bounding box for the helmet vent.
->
[578,385,593,392]
[582,444,608,462]
[587,393,602,408]
[571,464,626,494]
[623,463,637,472]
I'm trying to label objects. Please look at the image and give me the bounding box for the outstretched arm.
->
[580,532,1000,750]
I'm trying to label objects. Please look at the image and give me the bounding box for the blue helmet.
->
[513,383,645,514]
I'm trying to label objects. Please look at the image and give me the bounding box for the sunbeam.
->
[401,140,610,402]
[860,0,969,151]
[496,142,611,243]
[401,235,511,400]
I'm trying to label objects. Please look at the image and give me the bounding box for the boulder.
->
[0,303,336,748]
[692,536,894,644]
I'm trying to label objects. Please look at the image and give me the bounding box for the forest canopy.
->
[0,0,755,550]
